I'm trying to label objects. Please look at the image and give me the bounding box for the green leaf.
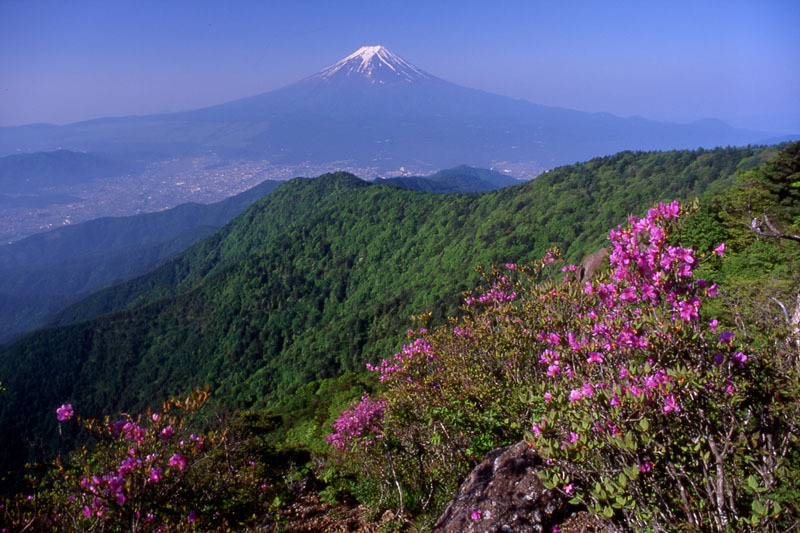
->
[753,499,767,516]
[603,506,614,518]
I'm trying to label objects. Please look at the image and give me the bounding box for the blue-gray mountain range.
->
[0,46,786,171]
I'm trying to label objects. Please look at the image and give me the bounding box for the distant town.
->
[0,156,544,244]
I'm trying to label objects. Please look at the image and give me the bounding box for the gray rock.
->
[433,442,568,533]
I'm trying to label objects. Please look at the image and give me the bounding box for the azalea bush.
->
[329,201,800,531]
[2,387,284,532]
[326,254,569,519]
[521,202,799,530]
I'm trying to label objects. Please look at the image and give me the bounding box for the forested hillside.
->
[2,143,799,532]
[0,179,282,345]
[0,145,776,476]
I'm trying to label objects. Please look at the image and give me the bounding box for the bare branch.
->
[771,297,791,323]
[750,214,800,243]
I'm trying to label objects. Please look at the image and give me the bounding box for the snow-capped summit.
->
[311,45,433,85]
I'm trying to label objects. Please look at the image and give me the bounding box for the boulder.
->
[433,442,568,533]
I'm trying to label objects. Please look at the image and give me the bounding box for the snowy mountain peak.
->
[313,45,432,84]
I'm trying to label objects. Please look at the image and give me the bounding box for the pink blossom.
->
[586,351,604,364]
[56,404,73,421]
[568,389,583,403]
[663,395,680,415]
[471,510,482,521]
[168,454,187,471]
[148,466,163,483]
[714,243,725,257]
[620,286,638,302]
[707,284,718,297]
[327,395,387,450]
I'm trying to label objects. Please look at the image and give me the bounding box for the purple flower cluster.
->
[464,276,518,308]
[327,394,387,450]
[55,405,204,523]
[366,335,434,382]
[56,404,73,421]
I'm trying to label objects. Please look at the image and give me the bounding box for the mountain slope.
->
[0,47,782,172]
[0,145,775,475]
[0,178,282,344]
[375,165,520,193]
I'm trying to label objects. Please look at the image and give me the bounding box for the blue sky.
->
[1,0,798,132]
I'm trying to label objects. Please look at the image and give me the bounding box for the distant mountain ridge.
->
[0,149,137,194]
[0,46,784,172]
[375,165,520,193]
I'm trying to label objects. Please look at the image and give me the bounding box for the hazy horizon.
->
[1,0,799,133]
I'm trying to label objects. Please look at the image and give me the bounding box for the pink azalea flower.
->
[471,510,482,521]
[168,454,187,471]
[56,404,73,421]
[586,351,604,364]
[148,467,163,483]
[568,389,582,403]
[707,284,719,297]
[663,395,680,415]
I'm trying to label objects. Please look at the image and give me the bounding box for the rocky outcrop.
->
[433,442,617,533]
[433,442,568,533]
[577,248,609,283]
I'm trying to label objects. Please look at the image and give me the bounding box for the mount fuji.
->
[0,45,780,172]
